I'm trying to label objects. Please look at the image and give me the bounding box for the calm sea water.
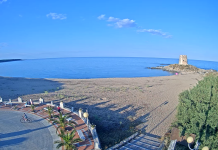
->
[0,57,217,79]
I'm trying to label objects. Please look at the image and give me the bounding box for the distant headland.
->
[0,59,22,63]
[147,55,217,75]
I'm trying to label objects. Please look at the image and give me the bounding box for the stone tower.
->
[179,55,188,65]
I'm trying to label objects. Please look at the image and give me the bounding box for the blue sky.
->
[0,0,217,61]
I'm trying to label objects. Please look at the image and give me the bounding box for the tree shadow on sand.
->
[58,99,171,149]
[0,75,174,149]
[57,98,149,149]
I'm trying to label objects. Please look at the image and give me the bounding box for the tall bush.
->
[173,75,218,149]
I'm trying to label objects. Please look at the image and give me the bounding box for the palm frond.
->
[69,120,77,126]
[54,140,63,144]
[53,114,60,118]
[56,125,64,134]
[71,144,78,150]
[56,142,65,149]
[70,129,76,137]
[52,119,60,124]
[59,129,65,135]
[68,123,76,130]
[73,138,83,143]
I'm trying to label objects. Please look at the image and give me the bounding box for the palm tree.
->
[44,106,54,119]
[52,112,77,133]
[31,104,35,112]
[54,129,82,150]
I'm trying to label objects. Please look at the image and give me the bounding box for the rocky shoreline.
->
[147,64,217,75]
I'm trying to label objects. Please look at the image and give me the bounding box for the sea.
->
[0,57,217,79]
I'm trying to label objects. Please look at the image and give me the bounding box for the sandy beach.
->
[0,73,203,148]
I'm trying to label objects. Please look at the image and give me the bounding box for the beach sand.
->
[0,73,202,148]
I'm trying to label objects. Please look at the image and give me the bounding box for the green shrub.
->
[31,104,35,112]
[175,143,189,150]
[205,72,218,77]
[173,75,218,149]
[44,91,48,94]
[59,94,65,99]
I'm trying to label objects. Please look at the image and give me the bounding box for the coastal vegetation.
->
[52,112,81,149]
[164,64,200,72]
[58,94,65,99]
[43,106,54,119]
[54,129,82,150]
[205,72,218,77]
[173,75,218,149]
[30,104,35,112]
[44,90,49,94]
[52,112,77,133]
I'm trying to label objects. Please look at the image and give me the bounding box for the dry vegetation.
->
[205,72,218,77]
[164,64,200,72]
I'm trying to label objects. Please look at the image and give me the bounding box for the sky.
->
[0,0,218,61]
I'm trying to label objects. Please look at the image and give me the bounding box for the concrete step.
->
[124,143,150,150]
[138,134,161,143]
[134,136,161,147]
[130,140,158,150]
[119,146,133,150]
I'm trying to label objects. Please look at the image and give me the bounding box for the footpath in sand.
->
[0,73,202,147]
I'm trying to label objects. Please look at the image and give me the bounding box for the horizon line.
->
[1,56,218,63]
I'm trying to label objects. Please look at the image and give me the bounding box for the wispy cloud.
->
[137,29,172,38]
[115,19,136,28]
[98,14,172,38]
[102,16,137,28]
[107,17,119,22]
[0,0,7,4]
[46,13,67,20]
[19,14,22,17]
[97,14,105,20]
[98,15,137,28]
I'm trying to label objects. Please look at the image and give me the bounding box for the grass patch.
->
[205,72,218,77]
[58,94,65,99]
[133,86,144,92]
[44,91,48,94]
[99,86,129,92]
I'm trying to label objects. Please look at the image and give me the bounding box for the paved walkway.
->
[0,102,94,150]
[0,110,56,150]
